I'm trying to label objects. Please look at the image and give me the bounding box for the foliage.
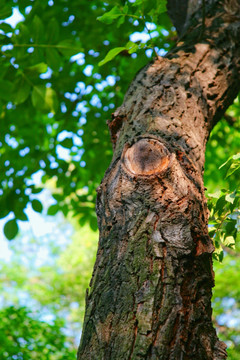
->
[0,0,174,239]
[205,98,240,193]
[0,221,98,327]
[0,306,76,359]
[97,0,168,65]
[208,184,239,262]
[204,97,240,261]
[0,219,98,358]
[213,240,240,359]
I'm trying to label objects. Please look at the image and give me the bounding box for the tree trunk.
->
[78,1,240,359]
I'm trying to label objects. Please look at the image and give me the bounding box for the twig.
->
[143,19,159,58]
[222,245,240,257]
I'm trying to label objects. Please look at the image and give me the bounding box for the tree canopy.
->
[0,0,239,359]
[0,0,173,237]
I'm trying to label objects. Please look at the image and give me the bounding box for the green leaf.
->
[31,85,58,113]
[31,187,43,194]
[79,215,88,227]
[25,62,48,75]
[61,204,68,217]
[117,15,126,27]
[32,15,44,43]
[0,6,12,19]
[208,227,217,237]
[213,237,224,262]
[225,191,236,204]
[233,153,240,160]
[41,174,48,184]
[208,190,222,199]
[60,138,74,148]
[133,0,167,15]
[0,206,9,219]
[156,0,167,14]
[219,159,229,169]
[52,194,63,202]
[99,47,126,66]
[215,195,227,215]
[223,235,235,248]
[123,4,129,14]
[15,210,28,222]
[132,0,144,7]
[225,218,237,236]
[45,48,61,71]
[219,152,240,170]
[47,204,59,216]
[90,216,98,231]
[0,23,13,33]
[13,76,31,105]
[56,40,83,57]
[226,163,240,177]
[126,41,139,54]
[4,219,19,240]
[97,6,123,24]
[47,18,60,44]
[232,153,240,160]
[0,80,14,101]
[17,23,30,42]
[31,199,43,213]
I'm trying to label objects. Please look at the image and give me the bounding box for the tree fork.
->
[78,1,240,359]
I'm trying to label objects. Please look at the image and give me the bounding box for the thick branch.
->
[167,0,221,37]
[167,0,189,35]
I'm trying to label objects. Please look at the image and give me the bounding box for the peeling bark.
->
[78,1,240,359]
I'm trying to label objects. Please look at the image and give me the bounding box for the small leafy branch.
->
[208,153,240,262]
[97,0,167,66]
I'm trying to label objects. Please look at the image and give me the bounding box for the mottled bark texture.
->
[78,1,240,359]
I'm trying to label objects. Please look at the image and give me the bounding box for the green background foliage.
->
[0,0,239,358]
[0,306,76,360]
[0,0,174,237]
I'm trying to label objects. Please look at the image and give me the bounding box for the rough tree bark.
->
[78,1,240,359]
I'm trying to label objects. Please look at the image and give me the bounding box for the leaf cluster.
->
[207,154,240,262]
[0,221,98,328]
[213,238,240,359]
[97,0,168,65]
[0,306,76,359]
[0,0,173,239]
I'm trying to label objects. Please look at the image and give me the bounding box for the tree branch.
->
[224,113,237,126]
[222,245,240,257]
[167,0,218,36]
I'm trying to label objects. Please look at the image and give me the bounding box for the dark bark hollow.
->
[78,1,240,359]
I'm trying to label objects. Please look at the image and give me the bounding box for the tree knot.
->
[122,138,171,176]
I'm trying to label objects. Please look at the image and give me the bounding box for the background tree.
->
[0,0,239,359]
